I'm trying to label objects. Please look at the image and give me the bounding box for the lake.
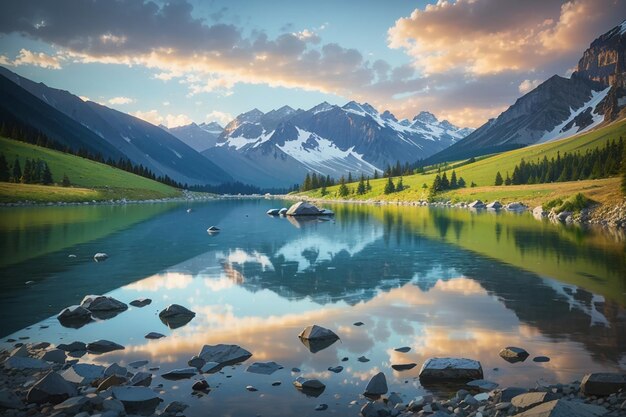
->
[1,199,625,416]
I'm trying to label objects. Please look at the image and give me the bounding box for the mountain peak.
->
[412,111,438,124]
[381,110,397,122]
[309,101,335,114]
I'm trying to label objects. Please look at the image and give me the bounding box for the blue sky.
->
[1,0,625,128]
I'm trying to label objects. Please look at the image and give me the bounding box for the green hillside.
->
[0,137,181,202]
[299,119,626,205]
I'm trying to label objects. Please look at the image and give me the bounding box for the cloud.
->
[107,96,134,105]
[2,0,625,127]
[131,109,163,126]
[206,110,233,125]
[518,79,543,94]
[11,49,62,69]
[165,113,193,128]
[131,109,193,128]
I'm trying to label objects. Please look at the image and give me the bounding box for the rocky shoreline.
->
[276,194,626,231]
[1,294,626,417]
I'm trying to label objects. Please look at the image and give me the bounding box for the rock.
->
[557,211,573,222]
[26,372,77,404]
[505,202,527,211]
[497,387,529,402]
[354,321,365,326]
[468,200,486,209]
[57,305,92,326]
[9,345,29,357]
[111,386,160,415]
[278,208,288,215]
[102,398,125,413]
[467,379,499,391]
[511,392,558,411]
[158,304,196,329]
[360,401,391,417]
[93,253,109,262]
[391,363,417,371]
[364,372,388,396]
[394,346,411,353]
[57,341,86,352]
[358,356,370,363]
[145,332,166,339]
[513,399,608,417]
[86,339,125,353]
[188,356,205,368]
[198,344,252,366]
[286,201,333,216]
[387,392,403,406]
[267,208,280,215]
[533,206,547,219]
[581,373,626,396]
[299,324,339,341]
[294,377,326,397]
[129,298,152,307]
[3,356,50,370]
[162,367,197,380]
[245,385,258,392]
[499,346,530,363]
[207,226,220,233]
[97,375,127,391]
[328,366,343,373]
[80,295,128,312]
[200,361,222,374]
[62,363,105,384]
[192,380,210,391]
[130,372,152,387]
[315,404,328,411]
[533,356,550,363]
[163,401,188,414]
[0,389,24,409]
[418,358,483,381]
[39,348,66,364]
[104,363,127,377]
[53,396,88,414]
[486,201,503,210]
[246,361,283,375]
[128,360,149,368]
[186,208,193,213]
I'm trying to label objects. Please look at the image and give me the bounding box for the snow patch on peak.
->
[413,111,438,124]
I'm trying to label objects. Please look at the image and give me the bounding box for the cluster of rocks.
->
[268,201,335,217]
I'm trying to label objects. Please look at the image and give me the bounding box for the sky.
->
[1,0,625,129]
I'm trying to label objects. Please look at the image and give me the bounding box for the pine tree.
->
[470,181,477,187]
[21,159,32,183]
[302,173,311,191]
[356,175,366,195]
[11,158,21,183]
[384,177,395,194]
[62,173,71,187]
[441,172,450,190]
[450,170,458,188]
[458,177,466,188]
[42,163,53,185]
[494,171,503,186]
[504,172,511,186]
[366,178,371,191]
[431,174,442,192]
[396,177,404,192]
[320,185,327,196]
[373,170,379,180]
[338,176,349,197]
[0,153,9,182]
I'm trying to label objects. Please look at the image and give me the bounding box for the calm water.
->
[1,199,625,416]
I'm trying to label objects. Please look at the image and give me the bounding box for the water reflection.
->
[1,199,625,416]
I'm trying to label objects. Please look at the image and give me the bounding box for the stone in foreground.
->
[57,305,92,327]
[62,363,106,384]
[3,356,50,370]
[294,377,326,397]
[198,344,252,366]
[486,201,503,210]
[130,371,153,387]
[499,346,530,363]
[26,372,77,404]
[86,339,125,354]
[112,386,161,415]
[580,372,626,396]
[364,372,388,396]
[468,200,486,209]
[159,304,196,329]
[286,201,334,216]
[298,325,340,353]
[513,399,607,417]
[80,295,128,312]
[418,358,483,382]
[162,367,197,380]
[0,389,24,409]
[246,361,283,375]
[511,392,558,411]
[466,379,499,391]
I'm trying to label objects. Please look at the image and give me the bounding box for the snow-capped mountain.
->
[166,122,223,152]
[426,19,626,164]
[202,101,471,188]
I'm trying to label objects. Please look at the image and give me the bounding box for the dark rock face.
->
[580,373,626,396]
[574,22,626,88]
[26,372,77,404]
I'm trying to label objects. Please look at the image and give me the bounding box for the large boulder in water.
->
[581,373,626,396]
[499,346,529,363]
[293,377,326,397]
[57,305,92,327]
[158,304,196,329]
[418,358,483,382]
[364,372,388,396]
[111,386,161,415]
[286,201,333,216]
[513,399,607,417]
[81,295,127,311]
[298,325,340,353]
[197,344,252,367]
[86,340,125,354]
[26,372,77,404]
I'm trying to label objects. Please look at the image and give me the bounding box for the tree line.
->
[0,152,67,186]
[493,139,624,186]
[430,170,469,195]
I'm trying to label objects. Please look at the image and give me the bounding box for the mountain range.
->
[168,103,471,187]
[426,20,626,164]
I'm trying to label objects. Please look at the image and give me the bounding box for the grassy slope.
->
[300,119,626,206]
[0,137,181,202]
